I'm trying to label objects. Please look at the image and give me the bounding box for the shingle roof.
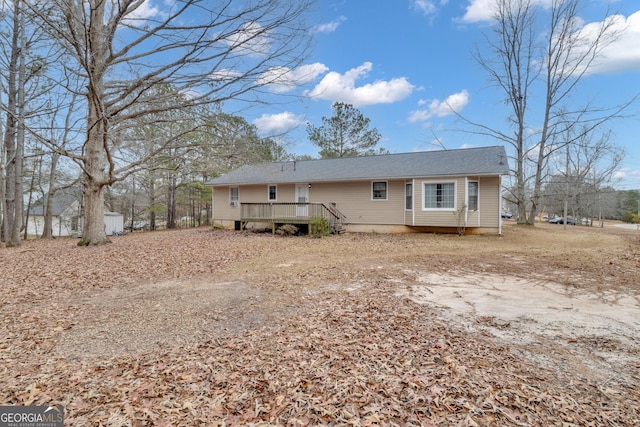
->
[29,187,82,216]
[207,146,509,186]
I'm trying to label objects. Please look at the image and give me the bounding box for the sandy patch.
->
[398,271,640,380]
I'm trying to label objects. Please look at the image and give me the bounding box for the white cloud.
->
[209,68,242,84]
[307,62,414,107]
[257,63,329,93]
[313,16,346,33]
[613,167,640,182]
[253,112,304,135]
[408,90,470,122]
[582,11,640,74]
[411,0,448,16]
[460,3,640,74]
[125,0,167,20]
[223,22,271,56]
[412,0,437,15]
[460,0,496,23]
[460,0,552,23]
[116,0,170,24]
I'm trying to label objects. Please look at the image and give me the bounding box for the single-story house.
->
[26,187,83,237]
[26,187,124,237]
[207,146,510,235]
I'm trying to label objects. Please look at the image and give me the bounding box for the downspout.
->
[211,188,214,226]
[476,178,480,227]
[498,175,503,236]
[464,177,469,226]
[412,179,415,226]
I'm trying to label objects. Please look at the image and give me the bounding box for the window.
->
[405,183,413,210]
[268,185,277,201]
[468,181,479,211]
[229,187,239,207]
[423,182,455,209]
[372,181,387,200]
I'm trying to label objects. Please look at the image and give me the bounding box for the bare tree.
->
[548,128,624,226]
[40,92,82,239]
[128,107,283,229]
[0,0,26,246]
[469,0,634,224]
[27,0,313,245]
[1,0,75,244]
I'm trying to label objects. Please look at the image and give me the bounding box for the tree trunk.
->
[79,178,108,245]
[167,172,177,229]
[12,9,26,244]
[79,125,110,244]
[1,0,20,246]
[78,1,110,246]
[41,189,56,239]
[149,177,156,231]
[3,129,16,245]
[23,154,38,240]
[0,164,6,244]
[515,152,527,224]
[41,153,59,239]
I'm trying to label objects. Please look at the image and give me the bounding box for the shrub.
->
[623,211,640,224]
[309,216,330,238]
[276,224,299,236]
[453,204,467,236]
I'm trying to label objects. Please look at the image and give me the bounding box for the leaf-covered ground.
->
[1,224,638,426]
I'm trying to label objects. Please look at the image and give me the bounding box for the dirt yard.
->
[1,222,638,425]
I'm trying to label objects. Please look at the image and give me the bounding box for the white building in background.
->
[26,188,123,237]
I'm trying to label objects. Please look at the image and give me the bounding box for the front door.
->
[296,184,309,217]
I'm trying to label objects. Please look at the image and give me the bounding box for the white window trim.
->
[371,180,388,201]
[421,180,457,211]
[267,184,277,202]
[405,182,413,211]
[467,180,479,211]
[229,187,239,207]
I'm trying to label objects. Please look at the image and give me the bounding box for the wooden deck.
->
[240,202,346,233]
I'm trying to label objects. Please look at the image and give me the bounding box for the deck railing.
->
[240,202,346,232]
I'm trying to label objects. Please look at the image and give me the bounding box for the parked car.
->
[501,212,513,219]
[128,221,150,231]
[549,217,576,225]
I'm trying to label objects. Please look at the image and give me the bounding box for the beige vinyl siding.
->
[412,177,465,227]
[477,176,500,228]
[466,178,480,227]
[405,208,413,225]
[404,180,414,225]
[463,176,500,229]
[213,181,405,225]
[212,186,238,220]
[307,180,405,225]
[213,184,300,221]
[467,207,480,227]
[212,175,502,231]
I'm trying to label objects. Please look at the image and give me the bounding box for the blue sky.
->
[243,1,640,190]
